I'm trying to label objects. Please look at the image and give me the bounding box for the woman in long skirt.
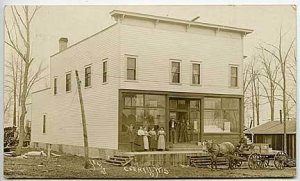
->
[157,127,166,151]
[143,127,149,151]
[148,127,157,151]
[135,126,144,151]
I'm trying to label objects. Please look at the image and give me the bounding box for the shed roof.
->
[245,121,296,135]
[110,10,253,35]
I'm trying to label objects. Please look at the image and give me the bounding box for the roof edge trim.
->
[110,10,253,34]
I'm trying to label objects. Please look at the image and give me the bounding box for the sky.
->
[4,5,297,125]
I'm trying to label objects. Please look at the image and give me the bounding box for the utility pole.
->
[75,70,90,169]
[283,111,287,154]
[280,110,287,153]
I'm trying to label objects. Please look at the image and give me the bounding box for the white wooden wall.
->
[31,15,246,150]
[119,17,244,95]
[31,24,120,149]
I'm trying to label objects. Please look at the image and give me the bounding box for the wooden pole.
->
[47,143,51,159]
[75,70,90,169]
[283,112,287,154]
[280,109,287,153]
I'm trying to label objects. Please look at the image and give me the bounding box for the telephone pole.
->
[75,70,90,168]
[280,110,287,153]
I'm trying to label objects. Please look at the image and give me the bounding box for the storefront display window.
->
[204,97,240,133]
[120,93,166,150]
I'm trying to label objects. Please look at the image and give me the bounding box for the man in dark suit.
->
[169,118,177,144]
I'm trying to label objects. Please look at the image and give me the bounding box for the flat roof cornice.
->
[110,10,253,34]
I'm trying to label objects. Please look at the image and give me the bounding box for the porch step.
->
[105,155,134,167]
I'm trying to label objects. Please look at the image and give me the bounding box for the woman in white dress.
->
[143,127,149,151]
[136,126,145,151]
[157,127,166,151]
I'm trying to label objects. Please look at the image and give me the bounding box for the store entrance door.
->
[169,98,201,145]
[169,111,189,144]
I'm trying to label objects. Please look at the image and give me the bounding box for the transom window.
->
[66,73,71,92]
[171,61,180,83]
[192,63,201,84]
[127,57,136,80]
[85,66,91,87]
[230,66,238,87]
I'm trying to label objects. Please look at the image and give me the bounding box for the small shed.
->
[244,120,296,159]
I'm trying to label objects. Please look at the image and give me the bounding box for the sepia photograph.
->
[2,4,297,179]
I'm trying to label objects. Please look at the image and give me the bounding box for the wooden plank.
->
[121,158,133,167]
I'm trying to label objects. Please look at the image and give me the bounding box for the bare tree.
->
[5,6,40,154]
[5,54,20,127]
[261,29,295,153]
[245,59,261,127]
[243,60,254,128]
[257,46,280,122]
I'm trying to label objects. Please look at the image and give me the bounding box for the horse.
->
[204,140,236,169]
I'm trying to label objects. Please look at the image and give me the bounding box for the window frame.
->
[53,77,58,95]
[191,61,201,85]
[204,97,241,134]
[170,59,182,84]
[84,65,92,88]
[65,72,72,92]
[102,59,108,83]
[125,55,137,81]
[229,65,239,88]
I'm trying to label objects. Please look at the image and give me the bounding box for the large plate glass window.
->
[204,97,240,133]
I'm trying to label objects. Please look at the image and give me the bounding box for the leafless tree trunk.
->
[248,60,260,126]
[5,6,40,155]
[243,61,253,127]
[261,29,295,154]
[257,47,280,122]
[5,54,21,127]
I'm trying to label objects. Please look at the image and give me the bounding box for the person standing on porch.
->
[127,124,135,151]
[169,118,177,144]
[136,126,145,151]
[143,127,150,151]
[186,120,191,142]
[181,119,188,142]
[149,127,157,151]
[157,127,166,151]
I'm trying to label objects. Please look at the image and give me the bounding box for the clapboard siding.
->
[31,24,120,149]
[119,23,244,95]
[31,13,247,151]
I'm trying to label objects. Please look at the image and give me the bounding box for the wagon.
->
[233,143,288,170]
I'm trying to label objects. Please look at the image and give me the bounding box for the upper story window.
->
[230,66,238,87]
[103,60,107,83]
[42,114,46,134]
[85,66,91,87]
[171,61,180,83]
[192,63,201,85]
[54,77,57,95]
[66,72,71,92]
[127,57,136,80]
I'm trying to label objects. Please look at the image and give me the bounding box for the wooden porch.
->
[116,150,208,166]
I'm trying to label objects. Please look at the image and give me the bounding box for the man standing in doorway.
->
[169,118,177,144]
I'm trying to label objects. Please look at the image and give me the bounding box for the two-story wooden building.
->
[31,10,253,157]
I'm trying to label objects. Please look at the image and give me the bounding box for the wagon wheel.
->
[274,151,287,170]
[248,153,261,169]
[232,152,242,168]
[260,158,269,169]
